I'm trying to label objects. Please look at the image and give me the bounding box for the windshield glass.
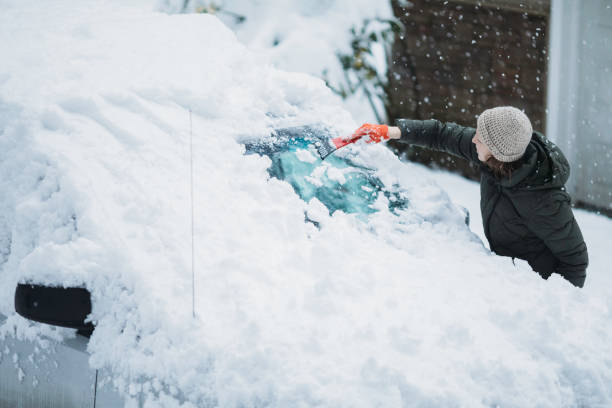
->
[244,125,409,216]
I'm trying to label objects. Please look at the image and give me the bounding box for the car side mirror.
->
[14,284,94,338]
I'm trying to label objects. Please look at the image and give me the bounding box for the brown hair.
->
[485,156,522,181]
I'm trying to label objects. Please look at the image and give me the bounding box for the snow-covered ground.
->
[1,1,611,407]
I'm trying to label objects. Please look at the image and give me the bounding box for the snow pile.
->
[1,1,612,407]
[160,0,393,122]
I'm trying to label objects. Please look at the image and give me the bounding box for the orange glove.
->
[330,123,390,150]
[351,123,390,144]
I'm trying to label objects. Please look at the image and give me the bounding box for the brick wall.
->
[387,0,549,179]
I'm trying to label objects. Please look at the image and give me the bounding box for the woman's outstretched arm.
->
[391,119,480,164]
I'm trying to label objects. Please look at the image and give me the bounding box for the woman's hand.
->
[352,123,389,143]
[349,124,401,143]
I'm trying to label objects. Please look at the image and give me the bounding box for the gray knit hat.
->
[476,106,533,162]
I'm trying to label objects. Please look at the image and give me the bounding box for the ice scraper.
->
[314,124,390,160]
[314,132,362,160]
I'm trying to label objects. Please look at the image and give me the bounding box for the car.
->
[4,125,468,406]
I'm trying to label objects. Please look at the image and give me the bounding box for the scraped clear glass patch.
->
[244,125,409,216]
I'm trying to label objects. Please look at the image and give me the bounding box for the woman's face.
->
[472,130,492,162]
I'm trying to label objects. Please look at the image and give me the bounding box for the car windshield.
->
[244,125,409,216]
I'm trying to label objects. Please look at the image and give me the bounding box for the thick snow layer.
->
[160,0,394,122]
[1,1,612,407]
[163,0,391,76]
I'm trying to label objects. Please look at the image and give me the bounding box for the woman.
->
[351,106,588,288]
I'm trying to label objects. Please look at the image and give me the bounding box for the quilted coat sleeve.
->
[394,119,480,164]
[527,191,589,287]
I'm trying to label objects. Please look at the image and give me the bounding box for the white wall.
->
[547,0,612,210]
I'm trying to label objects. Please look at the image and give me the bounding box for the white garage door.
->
[576,0,612,209]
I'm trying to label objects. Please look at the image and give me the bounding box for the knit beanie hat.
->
[476,106,533,162]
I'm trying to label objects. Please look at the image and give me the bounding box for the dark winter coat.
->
[395,119,589,287]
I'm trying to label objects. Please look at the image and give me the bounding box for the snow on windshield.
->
[1,1,610,407]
